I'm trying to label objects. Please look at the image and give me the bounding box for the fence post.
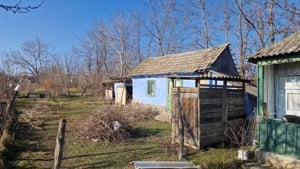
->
[177,92,184,160]
[53,119,66,169]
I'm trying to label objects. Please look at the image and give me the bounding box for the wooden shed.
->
[102,77,132,105]
[169,74,249,149]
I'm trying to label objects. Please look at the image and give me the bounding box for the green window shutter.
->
[147,80,155,96]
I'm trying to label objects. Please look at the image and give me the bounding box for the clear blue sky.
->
[0,0,144,55]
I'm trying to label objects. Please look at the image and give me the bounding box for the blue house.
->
[128,43,239,110]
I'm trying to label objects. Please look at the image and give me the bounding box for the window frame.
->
[147,80,155,96]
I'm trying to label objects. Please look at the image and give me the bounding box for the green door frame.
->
[167,79,183,111]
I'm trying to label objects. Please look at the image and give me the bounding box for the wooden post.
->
[197,86,201,149]
[177,92,184,160]
[222,81,228,141]
[53,119,66,169]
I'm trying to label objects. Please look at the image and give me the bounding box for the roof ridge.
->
[149,43,229,59]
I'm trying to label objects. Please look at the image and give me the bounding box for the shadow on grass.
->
[64,146,161,169]
[8,112,54,163]
[130,127,164,138]
[63,146,157,160]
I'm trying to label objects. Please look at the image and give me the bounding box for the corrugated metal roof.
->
[168,70,251,82]
[128,43,229,77]
[248,31,300,63]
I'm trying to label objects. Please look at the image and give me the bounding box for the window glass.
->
[287,93,300,111]
[147,80,155,96]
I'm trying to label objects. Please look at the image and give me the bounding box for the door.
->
[277,75,300,118]
[277,76,287,118]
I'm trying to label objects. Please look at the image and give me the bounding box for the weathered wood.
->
[53,119,66,169]
[177,93,184,160]
[171,80,246,149]
[201,111,222,118]
[229,98,244,105]
[201,134,225,147]
[228,106,244,112]
[200,88,223,94]
[200,98,223,104]
[171,87,199,93]
[180,93,199,99]
[227,118,245,127]
[200,121,223,129]
[201,127,225,135]
[197,86,201,150]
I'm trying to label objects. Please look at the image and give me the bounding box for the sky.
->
[0,0,144,55]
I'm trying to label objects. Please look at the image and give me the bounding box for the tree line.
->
[0,0,299,97]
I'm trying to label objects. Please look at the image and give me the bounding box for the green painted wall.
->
[259,119,300,159]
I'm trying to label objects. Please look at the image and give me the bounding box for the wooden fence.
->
[171,84,245,149]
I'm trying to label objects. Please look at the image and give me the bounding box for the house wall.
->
[132,77,168,106]
[132,77,198,106]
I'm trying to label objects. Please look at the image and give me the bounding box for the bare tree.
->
[110,13,139,77]
[232,0,300,77]
[6,38,49,82]
[0,0,44,13]
[141,0,176,56]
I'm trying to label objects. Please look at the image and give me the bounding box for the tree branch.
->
[0,0,44,13]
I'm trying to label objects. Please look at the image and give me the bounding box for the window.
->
[287,93,300,111]
[174,79,183,87]
[147,80,155,96]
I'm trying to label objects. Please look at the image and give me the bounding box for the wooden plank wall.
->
[172,84,245,149]
[200,86,245,147]
[171,88,200,149]
[200,88,224,147]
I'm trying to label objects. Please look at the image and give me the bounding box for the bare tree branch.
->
[0,0,44,13]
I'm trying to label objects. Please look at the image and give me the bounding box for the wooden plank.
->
[200,121,223,129]
[200,88,223,94]
[200,98,223,104]
[228,93,244,98]
[200,133,224,147]
[199,93,223,99]
[229,98,244,105]
[201,104,222,111]
[201,127,225,135]
[228,109,245,116]
[171,87,199,93]
[222,81,228,135]
[201,109,222,115]
[228,106,244,112]
[228,110,245,116]
[227,119,244,127]
[180,93,199,99]
[201,111,222,118]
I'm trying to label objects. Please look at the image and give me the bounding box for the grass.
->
[6,96,247,169]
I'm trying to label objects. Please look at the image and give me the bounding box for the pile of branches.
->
[119,104,159,121]
[78,110,137,142]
